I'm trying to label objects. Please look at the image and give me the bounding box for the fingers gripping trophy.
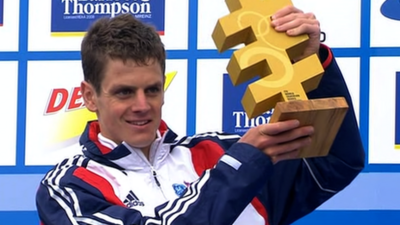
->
[212,0,349,158]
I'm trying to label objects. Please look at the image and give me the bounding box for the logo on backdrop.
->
[381,0,400,21]
[395,72,400,149]
[51,0,165,37]
[0,0,4,26]
[222,73,273,136]
[43,71,177,149]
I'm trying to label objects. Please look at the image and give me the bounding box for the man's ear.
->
[81,81,97,112]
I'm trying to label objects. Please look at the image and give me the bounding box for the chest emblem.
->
[172,182,190,197]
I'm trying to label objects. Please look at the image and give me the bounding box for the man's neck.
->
[141,146,151,160]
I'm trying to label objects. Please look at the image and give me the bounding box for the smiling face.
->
[81,58,164,151]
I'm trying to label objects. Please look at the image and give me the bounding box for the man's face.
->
[81,58,164,150]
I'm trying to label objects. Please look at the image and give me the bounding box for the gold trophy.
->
[212,0,348,158]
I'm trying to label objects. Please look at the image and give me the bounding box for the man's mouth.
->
[127,120,151,126]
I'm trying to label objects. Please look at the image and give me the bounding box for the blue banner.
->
[222,73,273,136]
[51,0,165,36]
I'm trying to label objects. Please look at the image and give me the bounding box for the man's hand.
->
[270,5,321,61]
[238,120,314,164]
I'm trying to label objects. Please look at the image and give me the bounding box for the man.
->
[36,5,365,225]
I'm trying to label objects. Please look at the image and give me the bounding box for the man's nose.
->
[132,91,151,112]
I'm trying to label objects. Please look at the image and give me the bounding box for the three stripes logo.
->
[124,190,145,208]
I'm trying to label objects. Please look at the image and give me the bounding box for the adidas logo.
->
[123,190,145,208]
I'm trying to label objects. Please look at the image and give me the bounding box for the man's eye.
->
[147,87,160,94]
[117,89,133,96]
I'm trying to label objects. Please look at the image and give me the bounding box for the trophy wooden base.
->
[269,97,349,158]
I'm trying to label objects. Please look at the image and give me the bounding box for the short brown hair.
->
[81,13,166,94]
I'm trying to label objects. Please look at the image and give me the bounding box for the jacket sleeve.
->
[258,44,366,225]
[36,143,274,225]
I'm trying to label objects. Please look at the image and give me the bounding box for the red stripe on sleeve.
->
[251,198,270,225]
[73,167,125,207]
[321,43,333,69]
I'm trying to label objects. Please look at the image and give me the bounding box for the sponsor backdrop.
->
[0,0,399,224]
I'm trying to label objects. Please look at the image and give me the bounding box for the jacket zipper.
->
[129,133,168,201]
[151,167,167,200]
